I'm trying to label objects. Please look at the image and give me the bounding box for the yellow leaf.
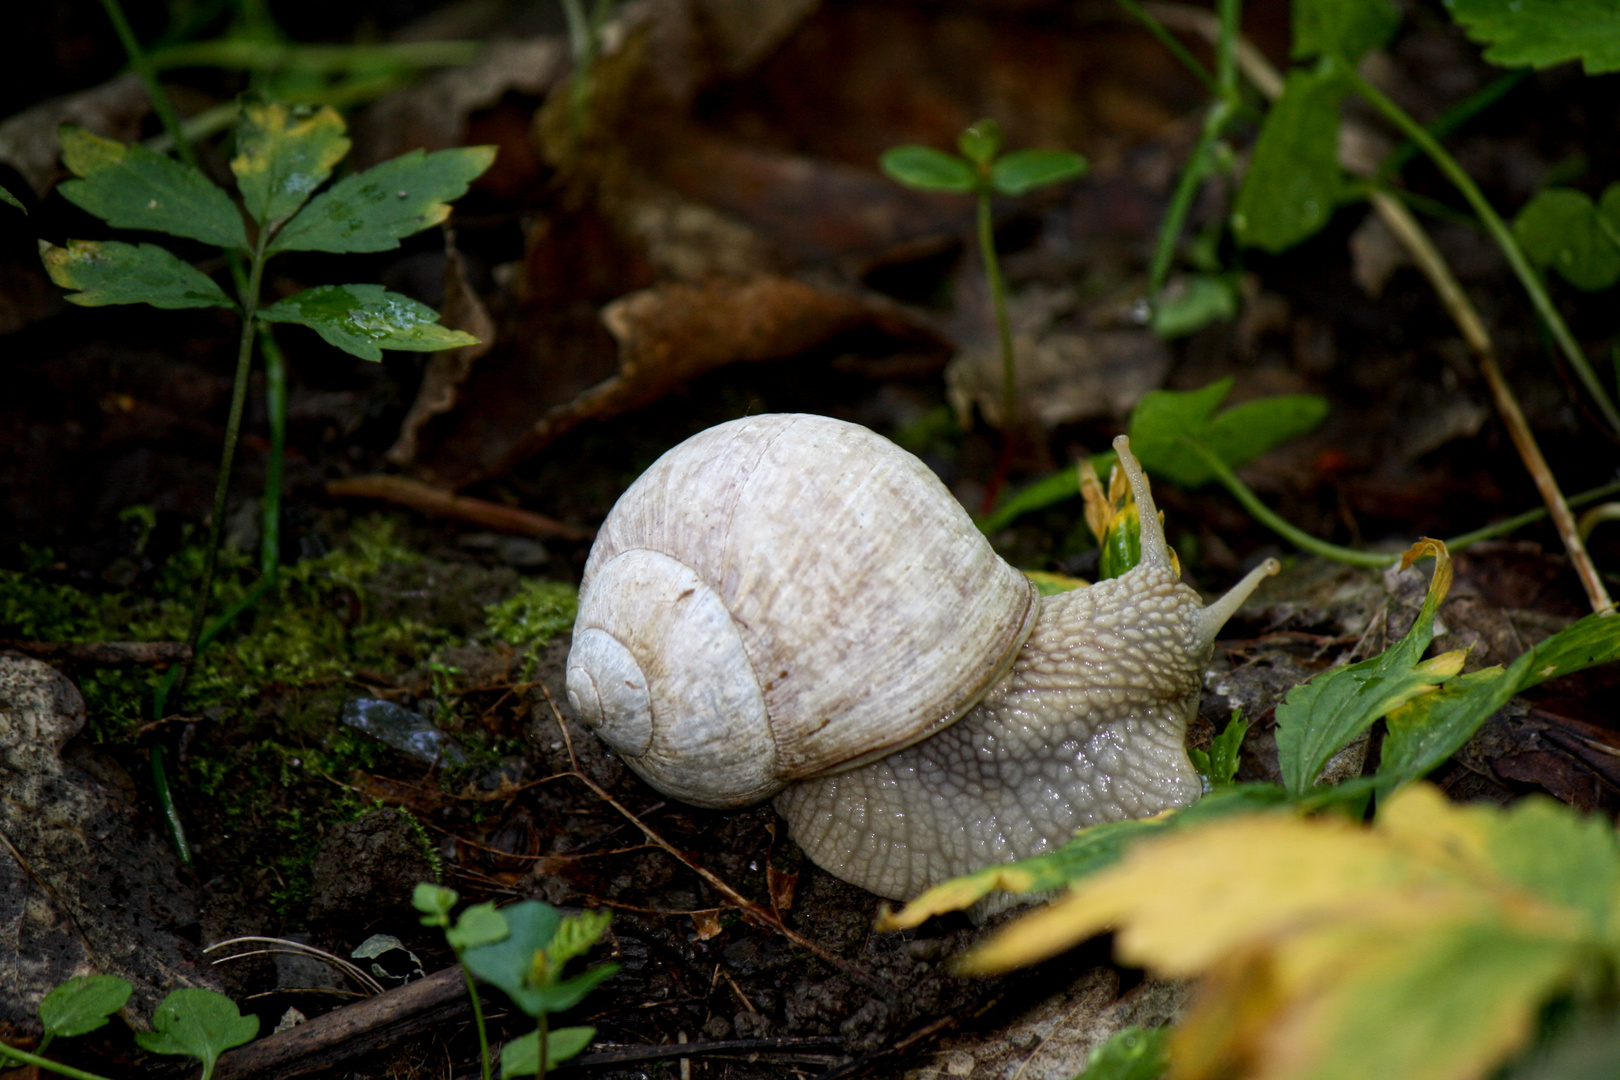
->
[876,865,1040,931]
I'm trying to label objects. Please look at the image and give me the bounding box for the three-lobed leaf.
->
[1514,185,1620,291]
[880,145,978,194]
[231,99,349,227]
[1445,0,1620,75]
[57,125,247,250]
[42,240,237,310]
[134,988,258,1080]
[39,975,133,1040]
[960,784,1618,1080]
[1232,63,1347,253]
[270,145,497,254]
[1127,377,1329,488]
[1292,0,1402,62]
[257,283,477,361]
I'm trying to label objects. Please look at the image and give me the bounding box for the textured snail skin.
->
[774,563,1210,901]
[774,436,1279,901]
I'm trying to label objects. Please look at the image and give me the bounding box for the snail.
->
[565,413,1278,900]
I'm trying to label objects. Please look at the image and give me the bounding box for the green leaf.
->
[463,900,561,1016]
[977,463,1090,533]
[257,283,477,361]
[134,989,259,1080]
[1445,0,1620,75]
[1378,666,1516,793]
[1293,0,1402,62]
[880,145,978,194]
[1150,273,1239,339]
[1303,921,1586,1080]
[1514,188,1620,291]
[1513,608,1620,690]
[990,148,1087,195]
[42,240,237,310]
[527,963,619,1015]
[880,784,1292,929]
[1127,378,1329,488]
[447,901,509,952]
[1276,541,1460,796]
[231,99,349,227]
[57,125,247,250]
[958,119,1004,166]
[412,882,457,926]
[270,145,496,254]
[39,975,133,1040]
[548,909,612,968]
[1481,795,1620,933]
[1075,1025,1169,1080]
[1379,608,1620,793]
[1098,500,1143,581]
[500,1026,596,1077]
[1232,64,1347,253]
[1191,711,1250,786]
[0,183,25,213]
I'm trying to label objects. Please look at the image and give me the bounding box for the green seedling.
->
[40,96,493,857]
[461,901,618,1080]
[416,882,510,1080]
[881,119,1086,432]
[1187,710,1250,787]
[1,976,256,1080]
[41,101,491,668]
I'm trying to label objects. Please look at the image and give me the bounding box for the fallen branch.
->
[535,681,885,988]
[0,640,191,665]
[209,965,470,1080]
[326,474,594,541]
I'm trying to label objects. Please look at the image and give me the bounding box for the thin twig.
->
[327,475,594,541]
[534,682,882,985]
[1139,2,1613,614]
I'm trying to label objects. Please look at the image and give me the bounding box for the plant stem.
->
[1446,480,1620,549]
[182,238,269,669]
[94,0,198,172]
[1184,441,1396,568]
[460,965,493,1080]
[1145,0,1240,298]
[0,1044,115,1080]
[977,187,1019,431]
[538,1014,549,1080]
[261,332,287,582]
[1376,69,1527,182]
[1114,0,1217,94]
[1149,99,1230,296]
[150,742,192,865]
[1344,66,1620,439]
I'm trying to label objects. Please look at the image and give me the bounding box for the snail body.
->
[566,414,1277,899]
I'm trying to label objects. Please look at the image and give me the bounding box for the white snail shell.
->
[567,413,1039,807]
[566,413,1277,899]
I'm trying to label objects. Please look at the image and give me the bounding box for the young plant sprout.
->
[881,119,1086,433]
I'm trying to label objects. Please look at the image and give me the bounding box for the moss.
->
[483,579,578,649]
[0,516,550,924]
